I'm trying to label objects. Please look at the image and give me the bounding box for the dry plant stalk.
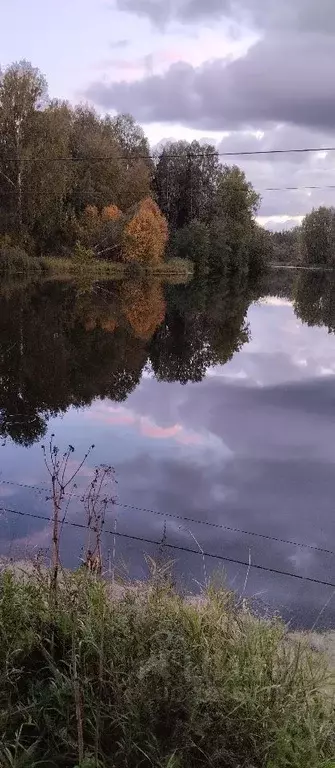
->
[82,464,117,576]
[42,435,95,596]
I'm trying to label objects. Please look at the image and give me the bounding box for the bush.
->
[0,571,333,768]
[72,241,95,265]
[0,244,41,274]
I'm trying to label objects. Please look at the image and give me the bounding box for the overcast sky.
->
[2,0,335,227]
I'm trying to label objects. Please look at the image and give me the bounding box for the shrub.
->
[0,244,41,274]
[0,571,333,768]
[72,241,95,265]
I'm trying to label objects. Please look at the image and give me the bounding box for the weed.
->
[0,571,333,767]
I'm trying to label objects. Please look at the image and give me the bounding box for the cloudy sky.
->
[2,0,335,227]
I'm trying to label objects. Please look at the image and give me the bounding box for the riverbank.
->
[0,245,194,281]
[0,568,333,767]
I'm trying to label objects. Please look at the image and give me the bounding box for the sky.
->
[2,0,335,227]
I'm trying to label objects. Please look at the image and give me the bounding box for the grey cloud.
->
[114,0,230,27]
[86,34,335,133]
[216,125,335,218]
[115,0,335,33]
[86,33,335,219]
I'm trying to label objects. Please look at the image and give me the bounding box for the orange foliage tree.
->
[122,197,168,264]
[84,205,99,220]
[121,280,166,340]
[101,204,121,222]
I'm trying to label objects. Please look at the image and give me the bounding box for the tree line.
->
[271,207,335,267]
[0,60,269,275]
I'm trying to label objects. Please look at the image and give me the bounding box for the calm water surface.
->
[1,269,335,627]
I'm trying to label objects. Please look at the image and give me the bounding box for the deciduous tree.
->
[122,197,168,264]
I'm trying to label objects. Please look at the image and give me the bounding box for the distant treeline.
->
[271,207,335,267]
[0,60,269,276]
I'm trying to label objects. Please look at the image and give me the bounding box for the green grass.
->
[0,246,193,282]
[40,256,193,280]
[0,569,333,768]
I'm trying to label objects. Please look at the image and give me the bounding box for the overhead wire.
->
[0,478,334,558]
[0,145,335,162]
[1,503,335,588]
[2,184,335,195]
[1,144,335,194]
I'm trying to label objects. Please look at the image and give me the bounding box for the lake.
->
[1,268,335,628]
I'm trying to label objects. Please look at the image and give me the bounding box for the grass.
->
[40,256,193,280]
[0,246,193,282]
[0,569,333,768]
[39,255,127,279]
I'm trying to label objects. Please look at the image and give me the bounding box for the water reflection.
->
[1,268,335,627]
[0,272,260,445]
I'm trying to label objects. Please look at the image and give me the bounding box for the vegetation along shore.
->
[1,60,335,277]
[0,567,334,768]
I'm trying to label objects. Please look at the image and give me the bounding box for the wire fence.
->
[0,479,334,557]
[1,487,335,589]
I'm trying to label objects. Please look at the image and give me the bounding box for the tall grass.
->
[0,244,193,282]
[0,569,333,768]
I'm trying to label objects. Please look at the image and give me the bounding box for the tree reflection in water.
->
[0,267,331,446]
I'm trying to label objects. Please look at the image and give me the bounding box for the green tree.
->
[25,100,74,252]
[301,206,335,265]
[107,113,152,210]
[170,219,210,274]
[213,165,260,270]
[271,227,301,265]
[154,141,220,230]
[247,223,273,277]
[0,61,48,238]
[68,106,121,213]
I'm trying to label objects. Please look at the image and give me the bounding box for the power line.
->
[1,504,335,589]
[12,146,335,162]
[0,478,334,558]
[2,183,335,196]
[265,184,335,192]
[1,145,335,169]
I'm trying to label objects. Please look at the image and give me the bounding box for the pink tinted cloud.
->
[87,404,204,448]
[140,420,182,440]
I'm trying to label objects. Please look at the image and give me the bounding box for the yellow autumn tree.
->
[101,204,121,222]
[122,197,168,264]
[121,280,166,340]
